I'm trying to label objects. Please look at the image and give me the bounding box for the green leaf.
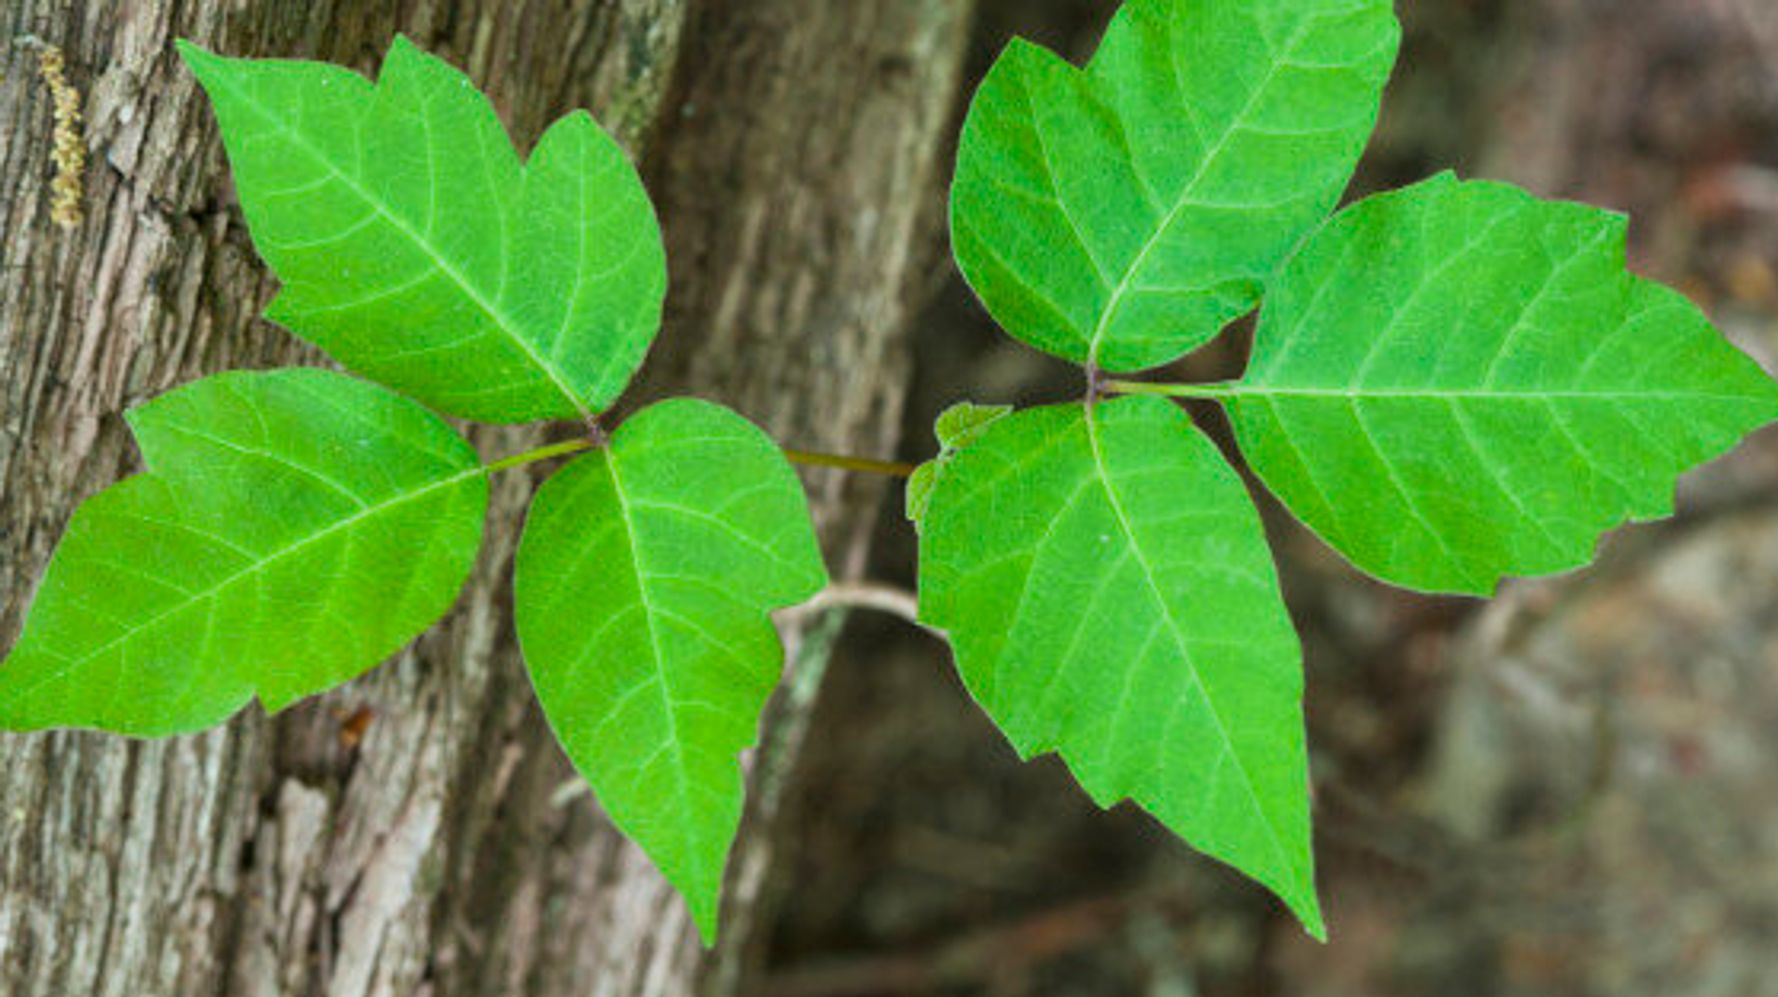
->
[1228,173,1778,595]
[935,402,1014,451]
[951,0,1399,372]
[179,37,666,424]
[0,369,489,736]
[513,399,828,943]
[917,396,1320,936]
[904,462,941,530]
[907,402,1014,529]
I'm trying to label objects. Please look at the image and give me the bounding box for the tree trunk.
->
[0,0,975,994]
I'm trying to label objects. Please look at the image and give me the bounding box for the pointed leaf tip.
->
[1232,174,1778,594]
[918,396,1322,934]
[951,0,1400,372]
[185,37,666,424]
[515,399,828,944]
[0,369,488,736]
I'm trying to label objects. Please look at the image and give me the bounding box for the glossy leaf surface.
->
[181,38,665,423]
[0,369,488,735]
[1229,174,1778,594]
[918,396,1320,935]
[951,0,1398,371]
[513,399,828,943]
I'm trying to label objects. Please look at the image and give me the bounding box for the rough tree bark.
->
[0,1,974,994]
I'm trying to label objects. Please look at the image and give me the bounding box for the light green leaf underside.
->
[907,402,1014,529]
[513,399,828,944]
[904,463,941,530]
[917,396,1320,937]
[951,0,1398,372]
[0,369,488,736]
[1230,173,1778,595]
[180,38,666,424]
[935,402,1015,450]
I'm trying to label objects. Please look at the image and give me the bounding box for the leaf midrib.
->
[1081,404,1300,891]
[1084,21,1314,366]
[208,68,589,420]
[1230,385,1767,403]
[5,467,482,704]
[600,449,706,890]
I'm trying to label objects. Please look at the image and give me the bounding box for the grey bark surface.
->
[0,0,974,994]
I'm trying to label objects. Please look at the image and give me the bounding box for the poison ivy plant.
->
[514,399,827,941]
[6,0,1777,951]
[927,0,1777,940]
[2,38,820,945]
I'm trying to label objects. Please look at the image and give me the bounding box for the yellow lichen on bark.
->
[34,44,86,228]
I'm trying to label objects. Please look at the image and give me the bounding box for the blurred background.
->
[751,0,1778,993]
